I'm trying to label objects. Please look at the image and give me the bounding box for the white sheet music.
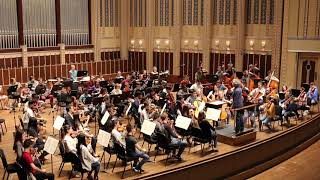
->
[44,136,59,155]
[210,101,226,106]
[206,108,221,121]
[141,120,156,136]
[175,115,192,130]
[53,116,65,130]
[101,111,110,125]
[198,101,206,112]
[125,103,132,116]
[97,130,111,147]
[160,103,167,115]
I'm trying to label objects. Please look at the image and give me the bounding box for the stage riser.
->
[138,115,320,180]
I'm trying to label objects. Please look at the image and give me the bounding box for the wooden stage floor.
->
[0,108,316,180]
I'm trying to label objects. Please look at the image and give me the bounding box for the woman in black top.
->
[198,112,218,151]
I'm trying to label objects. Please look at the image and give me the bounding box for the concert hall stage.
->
[0,109,319,180]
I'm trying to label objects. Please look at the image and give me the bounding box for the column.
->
[91,0,100,61]
[235,0,246,71]
[172,0,182,76]
[201,0,211,72]
[146,0,155,71]
[120,0,129,60]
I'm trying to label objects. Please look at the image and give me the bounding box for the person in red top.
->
[20,139,54,180]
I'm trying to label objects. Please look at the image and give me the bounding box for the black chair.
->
[271,105,284,130]
[100,145,116,170]
[0,149,17,180]
[0,119,7,135]
[15,162,31,180]
[58,141,73,177]
[112,143,139,179]
[189,128,212,153]
[154,132,179,165]
[141,134,157,155]
[19,116,28,132]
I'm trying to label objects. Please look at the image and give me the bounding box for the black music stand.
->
[92,97,103,135]
[236,72,244,79]
[172,83,180,92]
[106,85,114,94]
[186,84,192,88]
[99,81,108,88]
[70,90,78,97]
[77,70,88,77]
[302,83,310,92]
[84,97,93,105]
[63,80,73,88]
[114,77,124,84]
[291,89,301,97]
[279,92,285,100]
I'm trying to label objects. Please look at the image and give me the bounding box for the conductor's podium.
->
[216,125,257,146]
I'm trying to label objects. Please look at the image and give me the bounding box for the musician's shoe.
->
[173,155,183,161]
[133,167,140,173]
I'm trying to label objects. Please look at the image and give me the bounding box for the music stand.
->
[279,92,285,100]
[99,81,108,88]
[77,70,88,77]
[93,97,104,106]
[106,85,114,94]
[172,83,180,92]
[63,80,73,88]
[147,80,153,88]
[236,72,244,79]
[7,85,19,126]
[114,78,124,84]
[291,89,300,97]
[83,96,92,105]
[70,90,78,97]
[302,83,310,92]
[92,97,104,135]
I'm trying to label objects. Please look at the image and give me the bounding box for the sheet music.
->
[97,130,111,147]
[160,103,166,115]
[206,108,221,121]
[125,103,132,116]
[53,116,65,130]
[175,115,192,130]
[210,100,226,106]
[44,136,59,155]
[198,101,206,112]
[101,111,110,125]
[141,120,156,136]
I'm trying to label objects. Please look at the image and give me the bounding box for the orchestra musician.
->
[69,65,78,81]
[0,85,9,110]
[248,81,265,104]
[307,82,319,105]
[150,66,158,76]
[259,96,276,130]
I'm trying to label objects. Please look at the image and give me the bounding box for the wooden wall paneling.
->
[92,62,97,75]
[187,53,192,80]
[243,54,248,71]
[106,60,111,74]
[0,59,4,69]
[56,64,62,78]
[266,55,272,77]
[3,69,9,84]
[180,52,184,77]
[153,52,156,68]
[143,52,146,71]
[97,61,102,74]
[119,59,124,72]
[50,65,57,79]
[159,52,163,71]
[0,69,3,85]
[65,54,70,64]
[33,66,39,80]
[61,65,67,78]
[86,62,91,75]
[90,53,94,61]
[209,53,213,74]
[169,53,173,74]
[127,52,132,72]
[71,54,76,64]
[110,59,114,74]
[248,54,254,67]
[39,56,45,66]
[27,67,33,81]
[17,57,23,67]
[46,56,51,65]
[231,54,235,67]
[199,53,203,68]
[76,54,81,63]
[260,55,266,78]
[101,61,106,74]
[124,59,128,72]
[137,52,141,72]
[55,55,60,64]
[115,59,120,72]
[101,52,105,61]
[9,69,15,83]
[39,66,46,80]
[45,65,49,80]
[22,68,28,83]
[4,58,10,68]
[225,54,231,65]
[214,53,219,72]
[84,53,88,62]
[12,57,18,68]
[254,54,260,67]
[193,53,199,80]
[106,52,110,60]
[16,67,22,83]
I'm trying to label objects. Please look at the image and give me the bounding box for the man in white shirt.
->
[111,121,126,147]
[23,100,35,126]
[190,80,203,94]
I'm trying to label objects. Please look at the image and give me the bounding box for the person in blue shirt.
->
[307,82,319,105]
[232,79,244,134]
[69,65,78,81]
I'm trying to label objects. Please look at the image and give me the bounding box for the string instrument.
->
[249,91,263,103]
[267,68,279,90]
[248,73,260,91]
[280,95,293,108]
